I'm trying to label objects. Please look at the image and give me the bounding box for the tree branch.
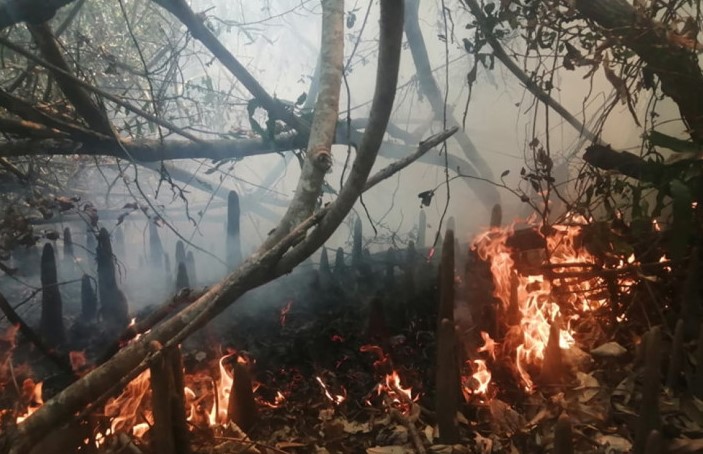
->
[573,0,703,142]
[261,0,344,248]
[151,0,308,135]
[0,0,76,30]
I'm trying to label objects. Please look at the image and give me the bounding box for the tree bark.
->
[261,0,344,248]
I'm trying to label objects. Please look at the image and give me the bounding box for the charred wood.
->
[643,430,663,454]
[694,326,703,399]
[0,291,72,374]
[175,240,185,267]
[490,203,502,228]
[679,251,702,340]
[435,318,460,444]
[665,319,685,391]
[80,274,96,322]
[553,414,574,454]
[40,243,65,345]
[148,222,164,269]
[185,251,196,287]
[438,230,455,325]
[150,345,190,454]
[352,217,362,270]
[226,362,258,435]
[634,326,662,454]
[333,247,346,278]
[97,228,129,333]
[175,262,190,291]
[540,316,563,386]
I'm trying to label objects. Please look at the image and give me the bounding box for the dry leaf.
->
[575,372,600,403]
[596,434,632,453]
[591,342,627,358]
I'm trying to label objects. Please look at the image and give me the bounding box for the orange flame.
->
[472,219,607,391]
[315,376,346,405]
[279,300,293,327]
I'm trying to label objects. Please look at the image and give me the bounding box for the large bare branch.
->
[573,0,703,142]
[151,0,308,135]
[262,0,344,248]
[404,0,499,208]
[0,133,305,162]
[1,3,411,451]
[26,22,114,134]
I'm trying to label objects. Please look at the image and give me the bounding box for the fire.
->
[104,370,152,435]
[471,360,491,396]
[472,219,610,391]
[315,376,346,405]
[16,379,42,424]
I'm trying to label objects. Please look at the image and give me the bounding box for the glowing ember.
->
[69,351,88,373]
[279,300,293,327]
[315,376,346,405]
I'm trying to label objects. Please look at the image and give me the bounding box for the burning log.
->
[150,345,190,454]
[540,316,563,386]
[490,203,502,228]
[553,414,574,454]
[175,262,190,290]
[634,326,662,454]
[417,210,426,249]
[665,319,684,391]
[97,228,130,333]
[186,251,197,286]
[80,274,97,322]
[435,318,460,444]
[352,217,362,270]
[149,221,164,269]
[694,326,703,399]
[226,190,242,268]
[40,243,65,345]
[227,362,258,434]
[175,240,185,266]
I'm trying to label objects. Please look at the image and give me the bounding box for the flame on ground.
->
[472,219,611,391]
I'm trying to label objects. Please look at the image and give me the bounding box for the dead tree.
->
[40,243,65,345]
[62,227,73,264]
[319,247,331,282]
[333,247,346,277]
[97,228,129,333]
[113,225,125,260]
[226,190,242,268]
[490,204,502,228]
